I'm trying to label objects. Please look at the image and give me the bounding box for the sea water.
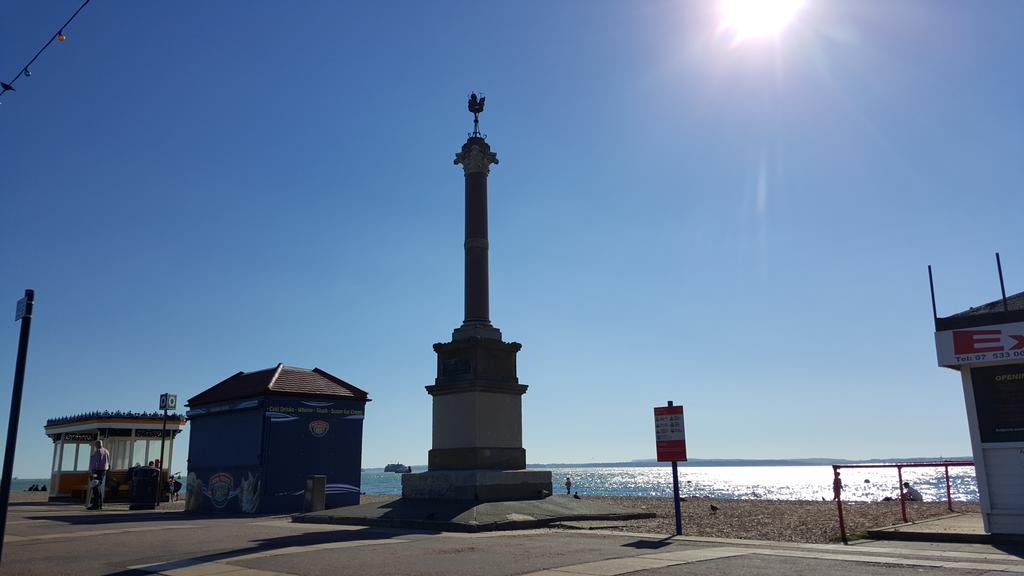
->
[360,465,979,502]
[9,478,50,492]
[10,466,979,502]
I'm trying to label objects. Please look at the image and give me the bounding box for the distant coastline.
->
[15,457,974,478]
[362,456,973,472]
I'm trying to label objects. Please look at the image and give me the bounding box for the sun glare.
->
[718,0,807,42]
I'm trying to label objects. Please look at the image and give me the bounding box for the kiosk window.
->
[61,444,77,471]
[76,445,91,471]
[109,439,130,470]
[132,440,146,465]
[148,440,162,464]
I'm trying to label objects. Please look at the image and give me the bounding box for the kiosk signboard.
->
[936,321,1024,367]
[61,432,98,442]
[654,405,686,462]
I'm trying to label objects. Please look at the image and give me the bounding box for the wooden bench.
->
[70,471,171,502]
[70,486,88,502]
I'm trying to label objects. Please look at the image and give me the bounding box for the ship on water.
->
[384,463,412,473]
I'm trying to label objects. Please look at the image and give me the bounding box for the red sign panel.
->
[936,321,1024,366]
[654,405,686,462]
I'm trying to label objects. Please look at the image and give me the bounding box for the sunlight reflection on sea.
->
[361,465,979,502]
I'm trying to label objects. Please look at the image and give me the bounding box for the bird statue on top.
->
[468,92,485,137]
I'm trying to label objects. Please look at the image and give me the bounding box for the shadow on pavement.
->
[98,524,437,576]
[622,536,675,550]
[24,510,285,526]
[994,543,1024,560]
[8,501,87,508]
[296,497,484,531]
[374,497,478,522]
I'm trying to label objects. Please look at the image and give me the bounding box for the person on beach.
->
[88,440,110,510]
[902,481,923,501]
[832,472,843,500]
[565,476,572,495]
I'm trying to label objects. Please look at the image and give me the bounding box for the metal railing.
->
[831,460,975,544]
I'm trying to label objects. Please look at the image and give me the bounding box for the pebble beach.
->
[359,493,979,543]
[578,496,980,543]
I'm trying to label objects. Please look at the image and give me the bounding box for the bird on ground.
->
[709,504,720,513]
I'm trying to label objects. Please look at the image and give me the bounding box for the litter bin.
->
[129,466,159,510]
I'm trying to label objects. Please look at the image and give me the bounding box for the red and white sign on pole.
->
[654,405,686,462]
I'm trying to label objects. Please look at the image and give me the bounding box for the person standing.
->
[88,440,111,510]
[565,476,572,495]
[832,472,843,501]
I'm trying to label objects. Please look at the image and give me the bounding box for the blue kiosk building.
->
[185,364,370,513]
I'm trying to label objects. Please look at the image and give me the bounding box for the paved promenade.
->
[3,501,1023,576]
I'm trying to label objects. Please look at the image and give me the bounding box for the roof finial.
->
[468,92,485,137]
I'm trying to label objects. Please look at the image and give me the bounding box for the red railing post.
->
[944,465,952,512]
[897,466,907,523]
[833,465,848,544]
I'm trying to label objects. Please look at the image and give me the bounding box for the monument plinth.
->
[402,94,552,501]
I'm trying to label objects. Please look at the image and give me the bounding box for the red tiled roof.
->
[187,364,369,406]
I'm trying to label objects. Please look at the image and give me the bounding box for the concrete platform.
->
[401,468,552,501]
[866,513,1024,544]
[292,495,654,532]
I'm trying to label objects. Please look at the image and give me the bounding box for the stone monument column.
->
[402,94,552,501]
[454,135,499,340]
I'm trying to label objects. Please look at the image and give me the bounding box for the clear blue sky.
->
[2,0,1021,477]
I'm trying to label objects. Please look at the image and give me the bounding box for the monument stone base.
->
[402,469,552,502]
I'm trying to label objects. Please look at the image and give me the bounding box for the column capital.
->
[454,136,498,175]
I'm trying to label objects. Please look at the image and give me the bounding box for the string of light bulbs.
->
[1,0,93,101]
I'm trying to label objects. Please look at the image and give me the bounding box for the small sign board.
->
[15,297,27,321]
[654,405,687,462]
[135,429,172,438]
[159,393,178,411]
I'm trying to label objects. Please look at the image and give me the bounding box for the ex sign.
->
[935,321,1024,366]
[159,393,177,411]
[654,405,687,462]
